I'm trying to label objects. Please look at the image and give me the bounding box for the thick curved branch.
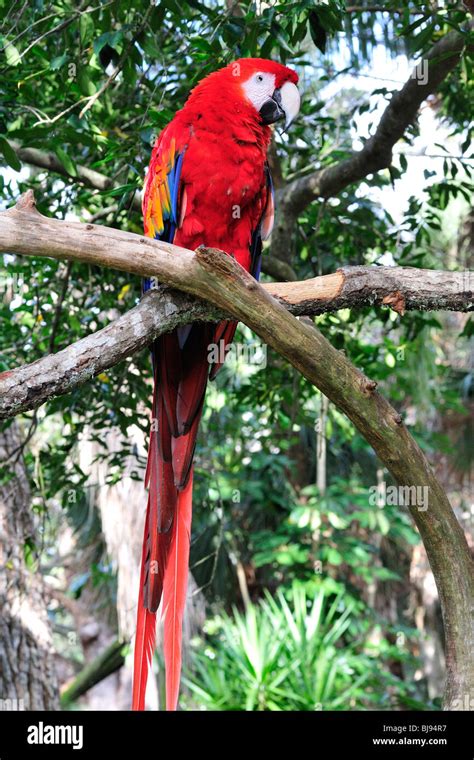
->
[1,192,473,710]
[0,192,471,316]
[285,27,470,211]
[0,192,471,417]
[272,25,471,262]
[2,261,471,419]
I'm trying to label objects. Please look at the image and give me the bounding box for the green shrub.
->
[184,583,412,711]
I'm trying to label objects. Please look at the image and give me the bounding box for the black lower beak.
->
[259,89,285,125]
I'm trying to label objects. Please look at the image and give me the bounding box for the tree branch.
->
[288,27,469,210]
[2,261,471,420]
[270,267,473,315]
[60,638,126,707]
[272,25,471,262]
[0,192,471,417]
[0,288,218,419]
[6,140,142,212]
[1,191,471,311]
[1,191,473,709]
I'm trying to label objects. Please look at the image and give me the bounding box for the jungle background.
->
[0,0,472,711]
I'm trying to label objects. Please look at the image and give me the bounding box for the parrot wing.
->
[251,161,275,279]
[142,133,185,246]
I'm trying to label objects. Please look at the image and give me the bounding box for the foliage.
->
[183,582,425,711]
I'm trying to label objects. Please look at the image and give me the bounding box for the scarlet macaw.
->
[133,58,300,711]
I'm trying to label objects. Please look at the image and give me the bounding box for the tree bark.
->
[0,266,471,420]
[0,194,471,419]
[0,423,59,710]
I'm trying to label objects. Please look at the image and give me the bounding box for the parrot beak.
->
[259,88,285,125]
[279,81,301,129]
[259,82,300,129]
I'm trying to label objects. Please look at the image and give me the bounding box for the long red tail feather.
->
[162,470,193,711]
[132,496,157,710]
[133,326,211,711]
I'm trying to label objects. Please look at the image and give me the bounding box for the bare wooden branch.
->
[1,191,473,709]
[0,263,471,419]
[1,265,472,420]
[1,192,471,316]
[0,192,471,417]
[286,28,470,211]
[0,289,202,419]
[271,267,473,315]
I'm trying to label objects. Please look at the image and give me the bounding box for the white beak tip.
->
[280,81,301,130]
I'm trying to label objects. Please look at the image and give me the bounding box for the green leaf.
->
[402,14,429,36]
[308,11,327,54]
[326,547,343,566]
[93,31,123,57]
[100,182,139,198]
[3,40,21,66]
[24,537,37,570]
[460,318,473,338]
[148,108,175,128]
[77,69,96,97]
[50,54,67,71]
[123,57,137,86]
[56,147,77,177]
[0,136,21,171]
[376,511,390,536]
[80,14,95,46]
[410,23,435,54]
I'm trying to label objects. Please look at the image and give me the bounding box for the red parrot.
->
[133,58,300,711]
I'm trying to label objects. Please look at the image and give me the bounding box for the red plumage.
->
[133,58,299,711]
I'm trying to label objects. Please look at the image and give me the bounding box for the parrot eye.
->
[256,74,264,83]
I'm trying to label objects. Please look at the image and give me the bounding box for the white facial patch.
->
[242,72,277,112]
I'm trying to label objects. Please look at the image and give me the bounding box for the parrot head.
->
[236,58,300,129]
[185,58,300,131]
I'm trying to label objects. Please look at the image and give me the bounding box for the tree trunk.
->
[0,423,59,710]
